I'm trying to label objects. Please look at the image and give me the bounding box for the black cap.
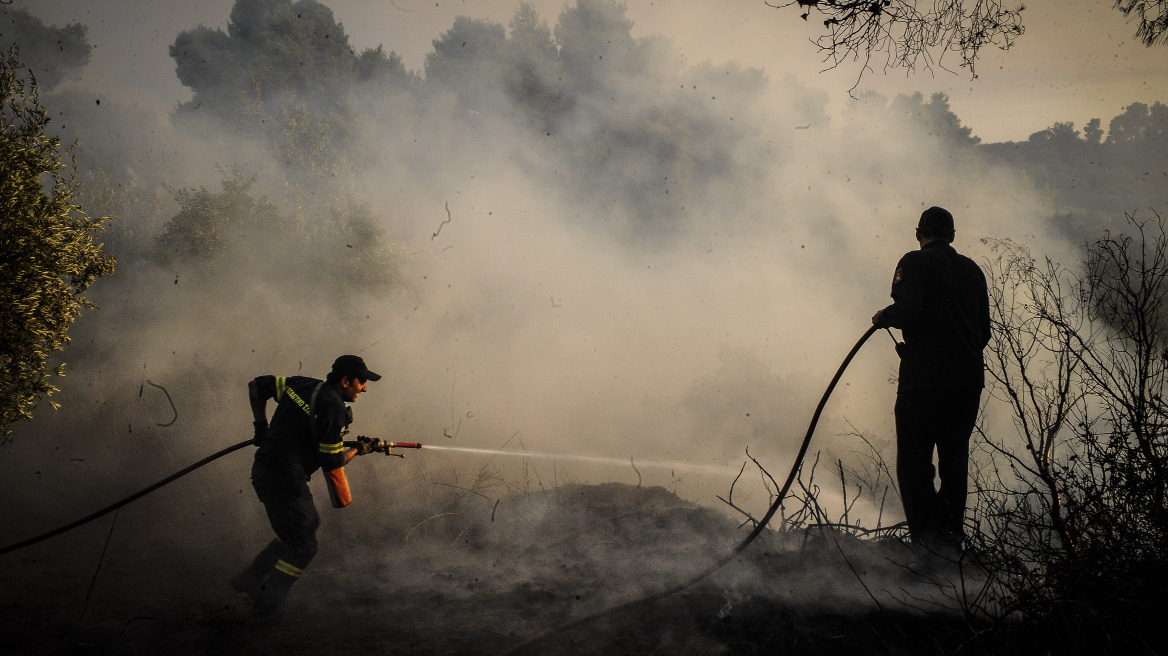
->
[331,355,381,382]
[917,206,954,233]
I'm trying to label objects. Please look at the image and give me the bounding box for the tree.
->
[767,0,1025,86]
[1113,0,1168,46]
[0,7,91,91]
[423,16,509,112]
[0,48,115,440]
[970,212,1168,647]
[504,3,563,126]
[768,1,1165,87]
[151,170,279,266]
[1083,118,1104,145]
[170,0,411,121]
[891,91,980,146]
[555,0,641,97]
[1105,101,1168,144]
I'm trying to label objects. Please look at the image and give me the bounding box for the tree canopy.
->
[768,0,1166,87]
[0,7,91,90]
[1113,0,1168,46]
[170,0,412,119]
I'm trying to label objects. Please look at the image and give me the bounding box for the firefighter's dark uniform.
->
[235,375,349,609]
[877,237,990,549]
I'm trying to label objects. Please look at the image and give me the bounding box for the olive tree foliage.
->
[766,0,1025,86]
[968,211,1168,631]
[0,48,115,440]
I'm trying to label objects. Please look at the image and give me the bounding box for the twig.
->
[81,509,119,619]
[715,494,760,528]
[745,447,780,494]
[145,379,177,427]
[833,538,885,614]
[404,513,455,543]
[433,202,452,240]
[434,481,493,501]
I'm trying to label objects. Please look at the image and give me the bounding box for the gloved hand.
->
[253,419,268,446]
[355,435,383,456]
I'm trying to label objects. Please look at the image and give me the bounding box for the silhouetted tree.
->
[170,0,411,123]
[1113,0,1168,45]
[1105,101,1168,144]
[424,16,509,112]
[505,3,563,126]
[766,0,1025,85]
[1083,118,1104,145]
[891,91,980,146]
[768,1,1164,87]
[0,7,90,90]
[973,212,1168,649]
[555,0,642,97]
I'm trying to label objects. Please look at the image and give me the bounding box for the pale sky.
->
[19,0,1167,142]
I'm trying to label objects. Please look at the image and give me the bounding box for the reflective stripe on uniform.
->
[275,559,303,578]
[275,376,288,402]
[319,440,344,455]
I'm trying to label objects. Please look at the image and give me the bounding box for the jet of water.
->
[420,443,738,476]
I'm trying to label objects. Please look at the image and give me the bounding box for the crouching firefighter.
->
[231,354,383,614]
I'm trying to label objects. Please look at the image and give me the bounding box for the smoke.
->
[3,0,1059,525]
[0,0,1125,639]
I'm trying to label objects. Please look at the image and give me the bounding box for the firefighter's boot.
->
[253,560,302,615]
[230,539,282,599]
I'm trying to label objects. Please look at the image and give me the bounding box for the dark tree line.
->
[980,101,1168,239]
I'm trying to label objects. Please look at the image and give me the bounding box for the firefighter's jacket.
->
[877,241,990,391]
[252,375,348,476]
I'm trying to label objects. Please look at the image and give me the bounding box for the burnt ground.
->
[2,481,1002,656]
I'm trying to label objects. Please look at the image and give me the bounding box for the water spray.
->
[419,443,738,476]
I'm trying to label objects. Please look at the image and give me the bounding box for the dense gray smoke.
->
[0,1,1165,641]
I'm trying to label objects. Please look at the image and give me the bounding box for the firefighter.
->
[231,354,382,613]
[872,207,990,554]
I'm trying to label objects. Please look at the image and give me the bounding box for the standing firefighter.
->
[232,354,383,613]
[872,207,990,554]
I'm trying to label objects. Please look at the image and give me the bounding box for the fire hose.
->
[500,324,879,655]
[0,439,254,556]
[0,439,422,556]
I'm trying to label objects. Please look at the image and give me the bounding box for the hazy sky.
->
[20,0,1168,143]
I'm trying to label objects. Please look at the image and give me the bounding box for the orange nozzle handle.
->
[387,442,422,449]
